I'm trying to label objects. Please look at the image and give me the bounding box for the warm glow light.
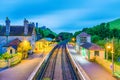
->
[72,38,75,42]
[106,43,112,50]
[107,45,111,49]
[23,40,27,43]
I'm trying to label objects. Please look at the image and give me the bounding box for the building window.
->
[10,49,13,54]
[94,51,99,56]
[80,37,87,43]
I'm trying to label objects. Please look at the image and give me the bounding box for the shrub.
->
[0,55,4,60]
[2,52,12,60]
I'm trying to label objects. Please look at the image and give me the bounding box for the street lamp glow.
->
[23,40,27,43]
[72,38,75,42]
[107,45,111,49]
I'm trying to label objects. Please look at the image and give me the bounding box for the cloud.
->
[0,0,120,33]
[28,9,82,27]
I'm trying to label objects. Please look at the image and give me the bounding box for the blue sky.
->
[0,0,120,33]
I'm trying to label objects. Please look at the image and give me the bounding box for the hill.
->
[74,18,120,42]
[109,18,120,29]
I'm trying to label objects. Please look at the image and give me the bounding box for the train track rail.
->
[35,44,80,80]
[62,45,78,80]
[37,46,61,80]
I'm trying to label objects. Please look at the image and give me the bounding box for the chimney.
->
[5,17,10,36]
[24,18,29,36]
[36,22,38,28]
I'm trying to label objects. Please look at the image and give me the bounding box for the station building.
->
[76,32,105,60]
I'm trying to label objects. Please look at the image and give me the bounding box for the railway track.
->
[62,45,78,80]
[36,43,79,80]
[38,45,61,80]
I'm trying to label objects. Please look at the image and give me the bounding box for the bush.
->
[0,55,4,60]
[2,52,12,60]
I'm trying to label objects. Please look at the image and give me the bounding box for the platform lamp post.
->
[106,43,111,60]
[106,39,114,76]
[111,38,114,76]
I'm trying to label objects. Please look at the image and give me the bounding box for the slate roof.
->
[81,42,103,51]
[0,25,34,36]
[78,32,91,37]
[3,38,21,50]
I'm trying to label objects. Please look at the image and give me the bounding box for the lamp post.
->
[106,43,111,60]
[111,38,114,76]
[106,40,114,76]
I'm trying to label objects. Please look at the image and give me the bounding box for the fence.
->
[0,55,22,68]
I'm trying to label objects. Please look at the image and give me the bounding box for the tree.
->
[91,35,101,43]
[37,27,57,38]
[74,31,82,37]
[111,28,120,39]
[57,32,73,41]
[17,40,31,59]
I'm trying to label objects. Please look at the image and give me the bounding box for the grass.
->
[114,71,120,78]
[108,59,120,66]
[114,61,120,66]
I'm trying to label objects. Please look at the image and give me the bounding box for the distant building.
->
[76,32,105,60]
[0,17,38,53]
[76,32,91,45]
[76,32,91,52]
[34,38,52,53]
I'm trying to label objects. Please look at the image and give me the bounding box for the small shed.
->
[80,42,105,60]
[3,38,21,54]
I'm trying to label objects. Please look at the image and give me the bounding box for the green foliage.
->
[57,32,73,41]
[37,27,57,39]
[2,52,12,60]
[113,39,120,61]
[91,35,101,43]
[74,31,82,37]
[43,78,51,80]
[97,39,120,62]
[96,40,107,48]
[80,23,111,40]
[0,55,4,60]
[1,52,22,60]
[109,18,120,29]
